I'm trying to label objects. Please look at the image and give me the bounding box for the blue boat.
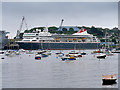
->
[41,53,48,57]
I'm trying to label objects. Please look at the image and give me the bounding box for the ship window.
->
[32,40,36,41]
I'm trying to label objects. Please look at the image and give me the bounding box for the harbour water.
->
[1,50,118,88]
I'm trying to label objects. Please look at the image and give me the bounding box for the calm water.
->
[1,50,118,88]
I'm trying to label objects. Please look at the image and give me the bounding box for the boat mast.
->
[105,29,107,52]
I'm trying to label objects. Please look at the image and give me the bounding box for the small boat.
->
[66,50,82,57]
[61,56,76,61]
[0,50,5,55]
[1,57,5,59]
[41,53,48,57]
[91,50,103,54]
[56,52,64,57]
[66,52,82,58]
[5,50,15,56]
[15,51,20,55]
[46,50,52,55]
[111,48,120,53]
[35,54,41,60]
[81,52,86,55]
[19,49,26,52]
[97,54,106,59]
[26,50,34,54]
[112,50,120,53]
[5,51,11,56]
[56,52,63,54]
[102,74,117,85]
[9,52,16,57]
[36,50,47,54]
[46,52,51,55]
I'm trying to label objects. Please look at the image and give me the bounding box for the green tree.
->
[68,28,75,34]
[48,26,58,33]
[62,28,68,34]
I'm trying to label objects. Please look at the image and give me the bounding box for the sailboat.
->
[104,30,114,56]
[55,19,65,57]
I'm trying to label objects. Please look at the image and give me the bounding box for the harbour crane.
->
[58,19,64,34]
[15,16,28,39]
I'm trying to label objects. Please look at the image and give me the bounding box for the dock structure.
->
[4,39,22,50]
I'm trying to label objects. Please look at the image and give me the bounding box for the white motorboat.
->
[97,53,106,59]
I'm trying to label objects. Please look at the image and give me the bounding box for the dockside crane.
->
[15,16,28,39]
[58,19,64,34]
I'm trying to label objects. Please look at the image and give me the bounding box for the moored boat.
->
[41,53,48,57]
[112,48,120,53]
[81,52,86,55]
[102,74,117,85]
[0,50,5,55]
[61,56,76,61]
[36,50,47,54]
[19,49,26,52]
[91,50,103,54]
[5,50,15,56]
[97,54,106,59]
[15,51,20,55]
[66,51,82,57]
[26,50,34,54]
[35,54,41,60]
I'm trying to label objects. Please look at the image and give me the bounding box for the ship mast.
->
[15,16,28,39]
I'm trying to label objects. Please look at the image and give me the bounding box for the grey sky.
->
[2,0,120,2]
[2,2,118,38]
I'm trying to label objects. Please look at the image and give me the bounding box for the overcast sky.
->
[2,1,118,38]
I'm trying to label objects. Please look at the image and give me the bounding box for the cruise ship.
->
[16,27,100,50]
[0,31,9,50]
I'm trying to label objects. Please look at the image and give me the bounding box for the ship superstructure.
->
[16,27,100,50]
